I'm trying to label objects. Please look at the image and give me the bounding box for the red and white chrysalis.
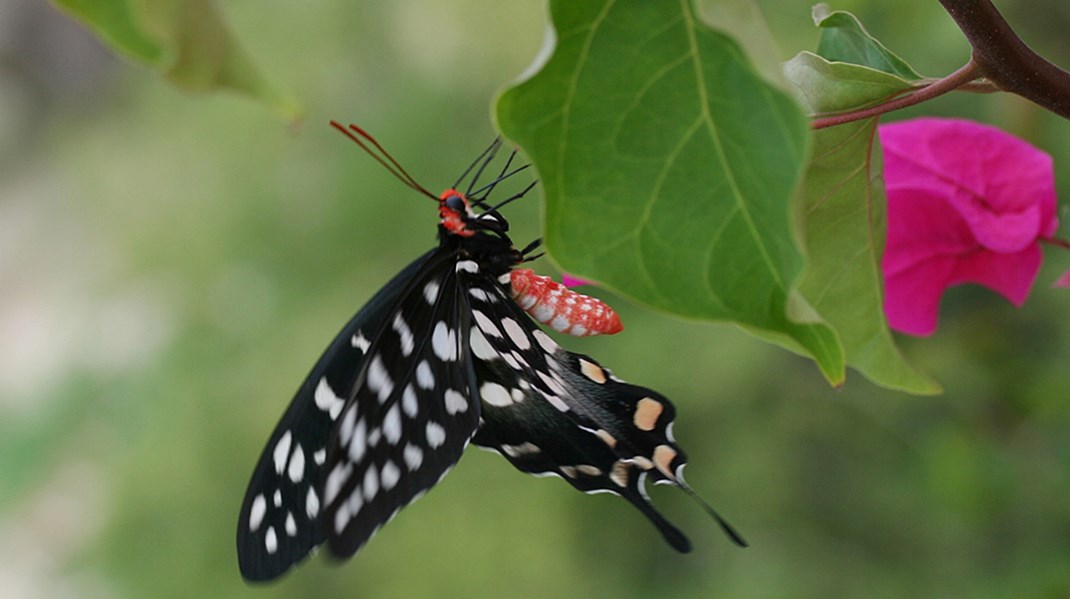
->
[508,269,623,337]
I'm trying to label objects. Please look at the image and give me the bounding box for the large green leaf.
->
[496,0,844,384]
[786,17,939,393]
[52,0,299,119]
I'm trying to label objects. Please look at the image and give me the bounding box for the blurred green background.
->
[2,0,1069,597]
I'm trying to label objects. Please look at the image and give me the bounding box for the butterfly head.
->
[438,188,510,238]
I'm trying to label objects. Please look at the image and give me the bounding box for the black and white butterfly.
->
[236,123,746,582]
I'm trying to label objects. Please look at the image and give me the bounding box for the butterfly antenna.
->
[470,163,532,205]
[677,481,748,548]
[481,179,538,215]
[454,138,502,193]
[467,144,515,200]
[329,121,438,201]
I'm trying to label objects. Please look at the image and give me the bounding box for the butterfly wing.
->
[321,254,481,558]
[460,272,694,551]
[237,247,483,581]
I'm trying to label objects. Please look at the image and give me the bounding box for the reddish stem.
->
[811,60,981,130]
[1040,237,1070,251]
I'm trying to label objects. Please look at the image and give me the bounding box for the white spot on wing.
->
[416,360,435,390]
[347,488,364,515]
[288,444,305,483]
[285,512,297,536]
[249,494,267,532]
[473,310,501,337]
[402,384,418,417]
[444,389,468,414]
[348,419,367,462]
[501,352,520,370]
[381,460,400,491]
[545,393,570,412]
[501,318,531,350]
[306,488,320,518]
[432,321,456,361]
[501,442,540,458]
[537,371,566,396]
[315,377,345,420]
[339,404,358,445]
[393,313,415,357]
[265,526,278,554]
[404,443,424,471]
[423,280,440,305]
[383,403,402,445]
[363,466,379,501]
[510,351,529,369]
[351,331,370,352]
[533,330,559,354]
[314,448,326,464]
[324,463,352,505]
[469,327,498,360]
[480,382,513,407]
[334,503,351,534]
[425,421,446,448]
[367,355,394,404]
[273,431,292,475]
[455,260,479,273]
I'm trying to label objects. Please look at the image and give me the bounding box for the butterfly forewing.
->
[322,253,481,558]
[237,247,484,580]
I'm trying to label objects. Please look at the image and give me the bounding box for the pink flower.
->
[561,273,592,288]
[879,118,1057,336]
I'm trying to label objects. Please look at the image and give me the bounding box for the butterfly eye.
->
[443,193,467,213]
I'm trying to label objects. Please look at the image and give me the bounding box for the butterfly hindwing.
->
[461,272,693,551]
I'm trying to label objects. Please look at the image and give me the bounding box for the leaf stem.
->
[1040,237,1070,251]
[811,60,981,130]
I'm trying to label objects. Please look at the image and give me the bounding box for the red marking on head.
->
[509,269,622,336]
[438,189,475,237]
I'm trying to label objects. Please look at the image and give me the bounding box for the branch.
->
[812,60,981,129]
[939,0,1070,119]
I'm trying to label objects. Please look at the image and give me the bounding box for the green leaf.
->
[785,52,940,393]
[51,0,299,120]
[497,0,845,385]
[812,4,924,80]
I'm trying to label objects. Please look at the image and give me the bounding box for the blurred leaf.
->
[51,0,300,120]
[496,0,845,385]
[785,51,939,393]
[694,0,792,87]
[812,4,923,79]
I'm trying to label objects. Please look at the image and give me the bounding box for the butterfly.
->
[236,123,746,582]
